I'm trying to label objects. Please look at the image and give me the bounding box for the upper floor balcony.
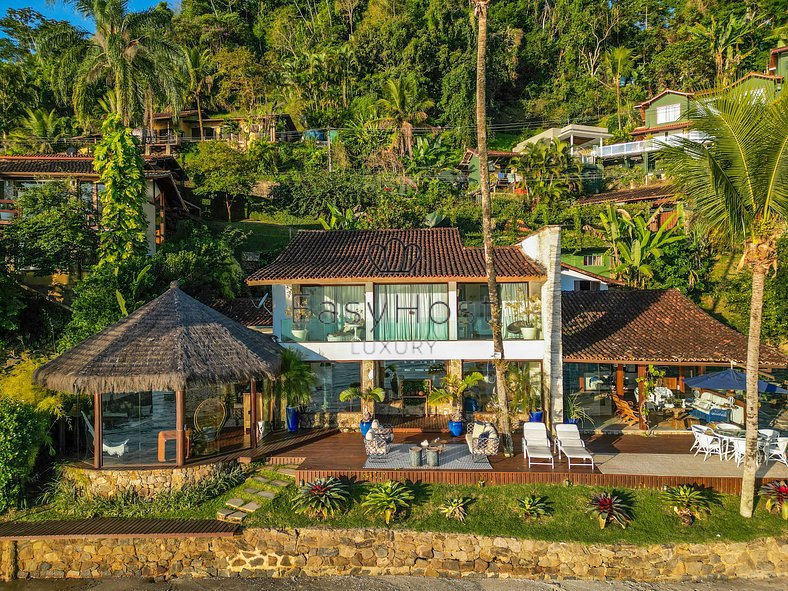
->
[277,282,544,344]
[592,131,708,159]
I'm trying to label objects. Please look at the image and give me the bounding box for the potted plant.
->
[563,391,592,426]
[521,296,541,340]
[428,372,484,436]
[339,385,386,434]
[288,297,312,342]
[273,349,317,432]
[506,364,543,422]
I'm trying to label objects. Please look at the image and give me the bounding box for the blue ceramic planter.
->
[359,420,373,437]
[448,420,464,437]
[529,410,544,422]
[564,417,580,425]
[285,406,299,432]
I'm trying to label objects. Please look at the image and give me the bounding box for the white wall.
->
[560,268,609,291]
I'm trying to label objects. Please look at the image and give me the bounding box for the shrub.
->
[361,481,414,525]
[291,477,351,521]
[759,481,788,520]
[0,399,49,513]
[586,492,633,529]
[661,484,715,526]
[516,495,551,519]
[439,497,470,522]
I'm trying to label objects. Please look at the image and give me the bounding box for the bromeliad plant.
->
[587,492,633,529]
[759,480,788,520]
[439,496,471,522]
[428,372,484,422]
[516,495,552,520]
[661,484,714,526]
[291,477,351,521]
[361,480,414,525]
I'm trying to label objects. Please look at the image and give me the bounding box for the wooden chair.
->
[611,394,640,427]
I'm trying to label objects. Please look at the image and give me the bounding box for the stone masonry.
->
[5,528,788,582]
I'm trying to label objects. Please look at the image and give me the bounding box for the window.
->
[583,255,603,266]
[573,280,600,291]
[308,362,361,413]
[656,103,681,124]
[374,284,449,341]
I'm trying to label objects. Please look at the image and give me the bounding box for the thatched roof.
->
[34,283,283,394]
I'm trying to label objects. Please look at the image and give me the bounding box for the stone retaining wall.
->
[4,528,787,582]
[62,462,230,499]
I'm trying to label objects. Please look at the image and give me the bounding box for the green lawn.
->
[207,217,319,261]
[18,467,787,545]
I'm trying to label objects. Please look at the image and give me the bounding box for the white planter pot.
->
[291,328,308,342]
[521,326,538,340]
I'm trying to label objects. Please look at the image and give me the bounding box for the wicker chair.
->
[466,421,500,462]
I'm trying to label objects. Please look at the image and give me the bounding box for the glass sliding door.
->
[373,284,449,341]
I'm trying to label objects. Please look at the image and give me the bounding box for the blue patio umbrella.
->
[683,368,788,394]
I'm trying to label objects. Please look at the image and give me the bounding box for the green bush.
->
[291,477,352,521]
[361,480,414,525]
[0,399,49,513]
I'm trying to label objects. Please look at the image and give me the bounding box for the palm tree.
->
[689,14,757,85]
[661,86,788,518]
[10,108,68,153]
[272,349,317,408]
[603,46,635,130]
[54,0,187,127]
[184,46,215,141]
[376,77,434,157]
[472,0,512,456]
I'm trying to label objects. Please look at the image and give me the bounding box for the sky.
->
[0,0,172,31]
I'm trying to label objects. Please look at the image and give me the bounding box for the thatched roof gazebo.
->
[34,282,283,469]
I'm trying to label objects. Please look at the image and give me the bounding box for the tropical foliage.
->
[661,484,716,526]
[274,349,317,408]
[516,494,552,519]
[361,480,414,525]
[759,481,788,521]
[438,496,471,522]
[0,399,50,513]
[291,477,352,521]
[587,492,633,529]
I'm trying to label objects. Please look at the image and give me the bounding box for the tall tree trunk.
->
[740,265,765,517]
[616,82,622,130]
[226,193,233,222]
[197,93,205,141]
[475,0,512,456]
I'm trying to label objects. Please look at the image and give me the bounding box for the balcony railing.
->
[592,131,708,159]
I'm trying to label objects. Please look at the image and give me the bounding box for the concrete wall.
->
[4,529,787,582]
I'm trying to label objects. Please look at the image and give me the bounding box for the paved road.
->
[1,576,786,591]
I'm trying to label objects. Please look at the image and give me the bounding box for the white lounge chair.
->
[81,411,128,457]
[554,423,586,458]
[522,427,554,469]
[561,444,594,470]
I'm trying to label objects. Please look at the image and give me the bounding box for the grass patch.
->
[15,470,787,545]
[246,481,787,545]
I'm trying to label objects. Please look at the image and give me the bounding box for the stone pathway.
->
[216,465,298,524]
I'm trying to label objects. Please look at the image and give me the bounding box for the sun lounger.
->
[522,423,554,469]
[561,444,594,470]
[554,423,586,458]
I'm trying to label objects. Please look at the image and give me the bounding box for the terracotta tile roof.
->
[0,156,178,178]
[210,298,273,327]
[247,228,545,284]
[631,121,691,136]
[562,290,788,367]
[578,183,676,205]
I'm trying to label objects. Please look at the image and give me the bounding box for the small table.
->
[158,429,192,462]
[426,446,441,467]
[667,407,688,429]
[409,446,423,467]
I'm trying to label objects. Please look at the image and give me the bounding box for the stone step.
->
[253,476,270,485]
[269,480,290,488]
[243,487,260,495]
[226,498,245,510]
[277,468,297,478]
[238,502,261,513]
[217,508,246,523]
[256,490,276,500]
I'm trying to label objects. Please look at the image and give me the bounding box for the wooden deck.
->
[0,518,238,541]
[260,431,765,494]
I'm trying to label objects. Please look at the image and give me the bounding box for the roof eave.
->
[247,274,547,286]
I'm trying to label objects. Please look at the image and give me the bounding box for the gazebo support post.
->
[176,390,185,467]
[250,379,258,448]
[615,364,624,397]
[93,392,103,469]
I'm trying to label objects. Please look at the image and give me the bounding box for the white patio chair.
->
[693,429,723,461]
[690,424,707,453]
[554,424,585,458]
[730,438,746,467]
[767,437,788,467]
[522,429,554,469]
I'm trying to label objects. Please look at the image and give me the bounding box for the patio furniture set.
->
[690,424,787,467]
[523,423,594,470]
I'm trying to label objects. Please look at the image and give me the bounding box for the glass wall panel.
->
[100,391,175,466]
[308,362,361,412]
[373,284,449,341]
[463,361,541,411]
[282,285,365,342]
[382,360,446,414]
[458,283,538,340]
[185,384,248,460]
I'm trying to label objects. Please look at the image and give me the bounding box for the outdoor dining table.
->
[711,424,775,462]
